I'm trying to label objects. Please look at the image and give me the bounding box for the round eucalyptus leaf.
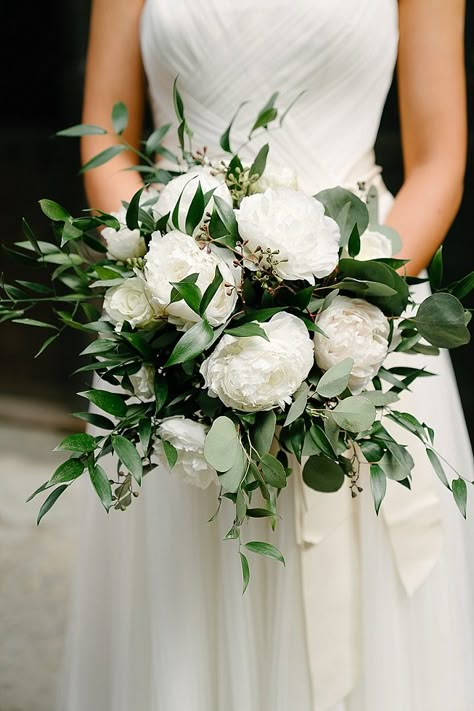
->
[316,358,354,398]
[414,292,470,348]
[303,455,345,493]
[332,396,376,433]
[204,416,239,472]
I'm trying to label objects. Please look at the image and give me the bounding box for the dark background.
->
[0,2,472,435]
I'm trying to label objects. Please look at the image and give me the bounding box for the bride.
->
[59,1,474,709]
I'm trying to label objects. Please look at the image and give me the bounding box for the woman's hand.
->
[386,0,466,276]
[81,0,146,213]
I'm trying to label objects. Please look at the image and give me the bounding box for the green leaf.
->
[55,433,97,453]
[57,124,107,137]
[80,389,127,417]
[213,194,238,238]
[316,358,354,398]
[39,199,70,222]
[426,448,449,488]
[347,224,361,258]
[37,485,68,525]
[253,410,276,456]
[363,390,399,407]
[88,462,112,512]
[249,143,270,179]
[244,540,285,565]
[250,92,279,134]
[204,416,239,472]
[126,186,144,230]
[370,464,387,515]
[358,440,384,463]
[220,101,248,153]
[338,259,409,316]
[414,292,470,348]
[185,181,205,235]
[21,218,42,256]
[260,453,287,488]
[112,101,128,134]
[284,383,309,427]
[112,435,143,484]
[332,396,376,433]
[240,552,250,594]
[170,279,202,315]
[305,424,336,458]
[225,323,269,340]
[314,187,368,246]
[200,266,224,316]
[12,318,57,329]
[428,245,443,290]
[336,278,397,298]
[80,339,117,356]
[218,443,247,493]
[35,333,60,358]
[73,412,115,430]
[145,123,172,155]
[26,480,54,503]
[80,144,128,173]
[161,440,178,469]
[154,376,168,412]
[139,418,153,454]
[449,271,474,301]
[302,455,345,493]
[49,459,84,485]
[165,319,213,366]
[452,478,467,518]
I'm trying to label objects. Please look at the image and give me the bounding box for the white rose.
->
[144,230,239,329]
[236,188,341,283]
[251,162,300,193]
[343,228,393,261]
[200,312,314,412]
[103,277,158,331]
[314,295,390,394]
[129,364,155,401]
[154,167,233,233]
[154,418,218,489]
[102,194,159,261]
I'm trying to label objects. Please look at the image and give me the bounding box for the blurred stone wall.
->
[0,1,472,434]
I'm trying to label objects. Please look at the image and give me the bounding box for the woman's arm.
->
[81,0,146,213]
[385,0,467,276]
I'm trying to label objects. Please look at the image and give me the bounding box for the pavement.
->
[0,423,81,711]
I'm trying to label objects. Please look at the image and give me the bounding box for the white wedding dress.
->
[58,1,474,709]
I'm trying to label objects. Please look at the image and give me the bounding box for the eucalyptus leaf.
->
[218,443,247,492]
[284,383,309,427]
[332,396,376,433]
[316,358,354,398]
[315,187,368,246]
[302,455,345,493]
[204,416,240,472]
[414,292,470,348]
[253,410,277,456]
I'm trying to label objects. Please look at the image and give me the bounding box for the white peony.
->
[200,312,314,412]
[344,228,393,262]
[154,167,233,233]
[154,418,219,489]
[144,230,239,329]
[129,364,155,401]
[314,295,390,394]
[103,277,158,331]
[252,162,300,193]
[102,193,158,261]
[236,188,341,283]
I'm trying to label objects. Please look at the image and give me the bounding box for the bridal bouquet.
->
[1,83,472,589]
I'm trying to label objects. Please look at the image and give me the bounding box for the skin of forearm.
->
[384,161,464,277]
